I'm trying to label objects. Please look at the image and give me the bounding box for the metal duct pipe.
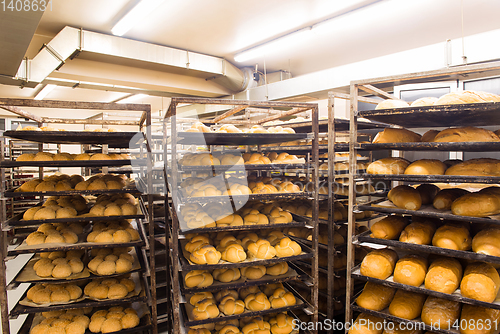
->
[15,26,249,94]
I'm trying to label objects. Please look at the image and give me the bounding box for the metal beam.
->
[359,84,400,100]
[212,106,247,123]
[0,98,151,111]
[0,106,43,123]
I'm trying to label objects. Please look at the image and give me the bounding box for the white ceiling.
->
[1,0,500,110]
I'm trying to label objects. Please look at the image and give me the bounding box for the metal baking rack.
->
[345,61,500,327]
[0,98,157,334]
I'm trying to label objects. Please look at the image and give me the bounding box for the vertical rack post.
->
[311,104,320,328]
[0,139,9,334]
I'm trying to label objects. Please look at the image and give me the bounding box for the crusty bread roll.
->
[445,158,500,176]
[375,100,410,110]
[360,249,398,280]
[434,90,500,105]
[370,215,408,240]
[421,129,440,142]
[366,157,410,175]
[404,159,447,175]
[460,262,500,303]
[388,185,422,210]
[349,313,385,334]
[460,304,500,334]
[356,282,396,311]
[393,255,428,286]
[421,296,461,329]
[433,127,500,142]
[472,227,500,256]
[399,220,436,245]
[432,224,471,250]
[424,257,462,293]
[416,184,440,205]
[411,97,438,107]
[433,188,470,210]
[372,128,421,143]
[388,290,426,320]
[451,187,500,217]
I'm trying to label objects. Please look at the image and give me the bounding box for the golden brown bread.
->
[370,215,408,240]
[434,90,500,105]
[416,184,440,205]
[432,127,500,142]
[460,304,500,334]
[349,313,385,334]
[360,249,398,280]
[421,296,461,329]
[372,128,421,143]
[460,262,500,303]
[356,282,396,311]
[388,185,422,210]
[404,160,447,175]
[472,227,500,256]
[411,97,438,107]
[451,187,500,217]
[393,255,428,287]
[421,129,440,142]
[445,158,500,176]
[375,100,410,110]
[388,290,427,320]
[432,224,471,250]
[433,188,470,210]
[424,257,462,293]
[366,157,410,175]
[399,220,436,245]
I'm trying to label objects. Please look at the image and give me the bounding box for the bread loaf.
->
[393,255,428,286]
[472,227,500,256]
[461,262,500,303]
[366,158,410,175]
[416,184,440,205]
[388,290,426,320]
[349,313,385,334]
[404,159,447,175]
[460,304,500,334]
[445,158,500,176]
[451,187,500,217]
[356,282,396,311]
[372,128,421,143]
[411,97,438,107]
[432,224,471,250]
[399,220,436,245]
[388,185,422,210]
[421,129,439,142]
[425,257,462,293]
[375,100,410,110]
[421,296,461,329]
[360,249,398,280]
[433,127,500,142]
[370,215,408,240]
[434,90,500,105]
[433,188,470,210]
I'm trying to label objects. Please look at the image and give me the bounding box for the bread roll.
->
[399,220,436,245]
[425,257,462,293]
[460,304,500,334]
[416,184,440,205]
[421,296,461,329]
[421,129,440,142]
[356,282,396,311]
[366,157,410,175]
[451,187,500,217]
[472,227,500,256]
[433,127,500,142]
[388,290,426,320]
[461,262,500,303]
[370,215,408,240]
[405,159,447,175]
[393,255,428,286]
[433,188,470,210]
[432,224,471,250]
[435,90,500,105]
[411,97,438,107]
[349,313,385,334]
[445,158,500,176]
[372,128,421,143]
[388,185,422,210]
[360,249,398,280]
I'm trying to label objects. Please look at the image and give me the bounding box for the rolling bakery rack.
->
[0,98,157,334]
[163,97,320,333]
[345,61,500,333]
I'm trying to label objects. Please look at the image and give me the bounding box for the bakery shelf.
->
[357,201,500,225]
[359,141,500,152]
[359,102,500,128]
[5,185,141,198]
[351,265,500,311]
[289,212,381,227]
[0,159,143,168]
[267,118,389,134]
[351,304,458,334]
[177,132,310,146]
[293,259,329,275]
[178,220,307,234]
[358,173,500,184]
[3,130,144,148]
[179,192,313,204]
[180,262,309,294]
[179,163,311,172]
[354,230,500,265]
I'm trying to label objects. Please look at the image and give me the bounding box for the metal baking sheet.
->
[355,230,500,265]
[359,102,500,128]
[179,219,306,234]
[358,173,500,184]
[5,185,140,198]
[177,132,309,146]
[360,142,500,152]
[358,201,500,225]
[179,163,310,172]
[352,265,500,311]
[0,160,139,168]
[4,130,143,148]
[181,192,312,204]
[269,119,389,133]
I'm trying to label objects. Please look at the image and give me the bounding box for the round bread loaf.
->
[388,290,427,320]
[461,262,500,303]
[405,159,447,175]
[411,97,438,107]
[432,224,471,250]
[360,249,398,280]
[432,127,500,142]
[356,282,396,311]
[421,296,461,329]
[370,215,408,240]
[388,185,422,210]
[393,255,428,286]
[472,227,500,256]
[445,158,500,176]
[366,157,410,175]
[372,127,420,143]
[424,257,462,293]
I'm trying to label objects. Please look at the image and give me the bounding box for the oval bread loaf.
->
[356,282,396,311]
[360,249,398,280]
[424,257,462,294]
[366,157,410,175]
[451,187,500,217]
[388,290,426,320]
[404,159,447,175]
[388,185,422,210]
[472,227,500,256]
[393,255,428,287]
[460,262,500,303]
[421,296,461,329]
[370,215,408,240]
[433,188,470,210]
[399,220,436,245]
[432,224,471,251]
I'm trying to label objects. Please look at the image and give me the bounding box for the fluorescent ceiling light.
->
[116,94,149,104]
[34,84,56,100]
[112,0,167,36]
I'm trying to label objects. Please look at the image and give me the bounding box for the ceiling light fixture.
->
[34,84,56,100]
[112,0,167,36]
[116,94,149,104]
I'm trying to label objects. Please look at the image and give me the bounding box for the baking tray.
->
[178,239,314,271]
[5,185,141,198]
[177,132,309,146]
[359,201,500,225]
[359,101,500,128]
[359,173,500,184]
[179,219,306,234]
[359,142,500,152]
[3,130,143,148]
[355,230,500,265]
[179,163,311,172]
[352,265,500,311]
[180,191,312,204]
[270,118,388,133]
[0,160,140,168]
